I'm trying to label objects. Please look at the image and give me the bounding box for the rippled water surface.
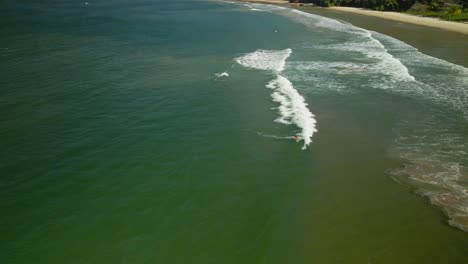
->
[1,0,468,263]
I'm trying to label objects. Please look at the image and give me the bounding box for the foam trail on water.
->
[257,132,295,140]
[236,49,317,149]
[243,3,264,11]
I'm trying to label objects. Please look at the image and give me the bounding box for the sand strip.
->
[237,1,468,34]
[330,7,468,34]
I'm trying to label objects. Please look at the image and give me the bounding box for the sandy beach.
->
[330,6,468,34]
[239,0,468,34]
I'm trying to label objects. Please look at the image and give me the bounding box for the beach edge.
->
[236,0,468,34]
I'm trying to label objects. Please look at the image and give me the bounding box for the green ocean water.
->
[1,0,468,263]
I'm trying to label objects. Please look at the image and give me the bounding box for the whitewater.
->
[236,48,317,150]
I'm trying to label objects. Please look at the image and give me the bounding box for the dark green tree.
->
[385,0,399,10]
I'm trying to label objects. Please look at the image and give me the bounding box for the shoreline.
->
[238,0,468,34]
[330,6,468,35]
[237,0,288,3]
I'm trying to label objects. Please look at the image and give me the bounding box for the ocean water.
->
[1,0,467,263]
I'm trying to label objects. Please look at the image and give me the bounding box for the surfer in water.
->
[293,136,300,142]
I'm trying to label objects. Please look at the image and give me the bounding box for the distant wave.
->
[215,72,229,78]
[243,3,270,12]
[236,49,317,150]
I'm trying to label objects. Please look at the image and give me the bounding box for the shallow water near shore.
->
[292,5,468,67]
[1,0,468,263]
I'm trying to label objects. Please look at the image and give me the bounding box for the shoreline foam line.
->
[235,0,468,34]
[236,48,317,149]
[329,6,468,35]
[285,8,416,83]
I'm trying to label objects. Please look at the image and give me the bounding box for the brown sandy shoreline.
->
[237,0,468,35]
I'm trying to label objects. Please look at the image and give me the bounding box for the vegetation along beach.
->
[1,0,467,263]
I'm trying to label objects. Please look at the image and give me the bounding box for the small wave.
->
[310,39,415,83]
[235,48,292,72]
[243,3,263,11]
[288,8,370,37]
[246,3,287,11]
[290,61,367,74]
[215,72,229,78]
[367,36,415,83]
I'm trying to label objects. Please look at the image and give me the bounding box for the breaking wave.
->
[267,75,317,149]
[236,49,317,149]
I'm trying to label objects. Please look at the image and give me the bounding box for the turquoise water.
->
[1,0,468,263]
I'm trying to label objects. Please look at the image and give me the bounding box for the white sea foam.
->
[235,48,292,72]
[248,3,416,86]
[259,7,415,85]
[236,49,316,149]
[215,72,229,78]
[287,8,369,37]
[243,3,263,11]
[310,39,415,83]
[248,3,287,11]
[267,75,317,149]
[367,37,415,82]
